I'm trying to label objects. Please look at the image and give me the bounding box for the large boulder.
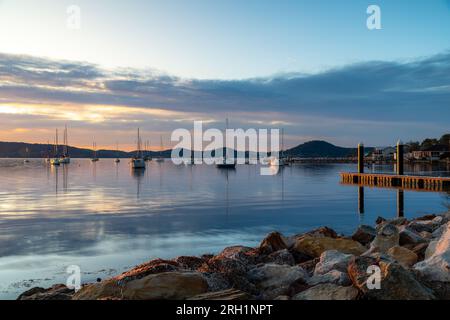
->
[293,236,365,258]
[198,246,257,294]
[115,259,179,283]
[247,263,309,299]
[387,246,418,268]
[173,256,206,270]
[399,226,428,246]
[264,249,295,266]
[414,222,450,299]
[292,283,358,300]
[368,223,399,254]
[188,289,251,300]
[17,284,74,300]
[352,225,376,245]
[304,226,338,238]
[307,270,352,286]
[314,250,354,275]
[259,232,287,254]
[348,256,435,300]
[73,272,208,300]
[408,220,441,234]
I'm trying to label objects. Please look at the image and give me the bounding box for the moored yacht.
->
[91,142,99,162]
[216,119,236,169]
[59,125,71,164]
[131,128,146,169]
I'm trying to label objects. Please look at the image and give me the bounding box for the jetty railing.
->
[340,142,450,192]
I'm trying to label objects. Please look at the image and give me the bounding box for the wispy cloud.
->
[0,51,449,147]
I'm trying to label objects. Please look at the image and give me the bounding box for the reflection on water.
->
[0,159,448,299]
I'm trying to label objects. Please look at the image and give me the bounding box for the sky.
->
[0,0,449,150]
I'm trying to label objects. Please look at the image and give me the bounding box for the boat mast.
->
[137,128,141,158]
[64,125,69,157]
[55,129,59,157]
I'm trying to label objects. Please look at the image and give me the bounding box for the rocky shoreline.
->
[18,212,450,300]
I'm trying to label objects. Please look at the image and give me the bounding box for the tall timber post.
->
[357,143,365,214]
[397,140,404,217]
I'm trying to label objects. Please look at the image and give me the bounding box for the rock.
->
[432,224,446,239]
[348,256,435,300]
[202,272,230,292]
[216,246,255,261]
[420,231,432,240]
[314,250,354,275]
[292,283,358,300]
[415,214,437,221]
[307,270,352,286]
[188,289,250,300]
[259,232,287,254]
[298,258,320,276]
[305,226,338,238]
[247,263,309,299]
[375,216,387,225]
[72,280,122,300]
[352,225,376,245]
[399,226,427,246]
[377,217,407,229]
[115,259,179,283]
[432,216,444,225]
[424,241,438,259]
[174,256,206,270]
[198,246,257,294]
[368,223,399,254]
[199,246,254,275]
[264,249,295,266]
[411,242,429,261]
[274,295,290,300]
[17,284,74,300]
[74,272,208,300]
[414,222,450,299]
[293,236,366,258]
[408,220,440,234]
[122,272,208,300]
[387,246,418,268]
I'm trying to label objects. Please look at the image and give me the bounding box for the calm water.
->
[0,159,448,299]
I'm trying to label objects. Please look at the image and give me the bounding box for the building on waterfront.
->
[412,144,449,161]
[371,147,396,162]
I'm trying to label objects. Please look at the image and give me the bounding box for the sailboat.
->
[131,128,146,169]
[23,147,30,163]
[45,140,51,163]
[144,140,152,162]
[270,128,288,166]
[216,118,236,169]
[115,142,121,163]
[50,129,61,166]
[59,125,71,164]
[155,136,164,162]
[91,142,99,162]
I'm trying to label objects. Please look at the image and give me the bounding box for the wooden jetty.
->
[341,142,450,192]
[341,172,450,192]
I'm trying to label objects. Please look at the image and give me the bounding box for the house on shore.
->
[371,147,396,162]
[411,144,450,161]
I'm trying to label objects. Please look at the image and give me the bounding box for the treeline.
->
[406,134,450,151]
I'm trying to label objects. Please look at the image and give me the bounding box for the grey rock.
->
[314,250,354,275]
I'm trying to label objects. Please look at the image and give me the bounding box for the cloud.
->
[0,51,449,146]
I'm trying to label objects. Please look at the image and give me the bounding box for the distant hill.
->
[0,142,171,158]
[286,140,368,158]
[0,140,370,159]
